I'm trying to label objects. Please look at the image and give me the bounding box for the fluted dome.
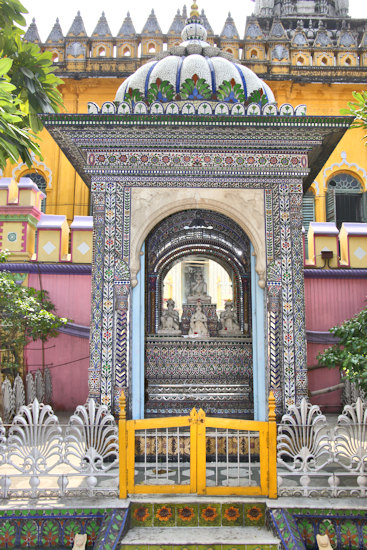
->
[115,3,275,107]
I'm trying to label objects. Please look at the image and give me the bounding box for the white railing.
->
[0,399,119,499]
[277,397,367,497]
[1,369,52,423]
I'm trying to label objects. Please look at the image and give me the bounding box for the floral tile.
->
[222,546,246,550]
[244,504,265,527]
[149,546,173,550]
[176,504,198,527]
[199,504,221,527]
[222,503,243,527]
[197,545,221,550]
[131,504,153,527]
[153,505,175,527]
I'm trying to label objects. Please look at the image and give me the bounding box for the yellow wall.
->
[269,81,367,222]
[2,76,367,226]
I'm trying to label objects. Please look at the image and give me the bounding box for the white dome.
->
[115,12,275,107]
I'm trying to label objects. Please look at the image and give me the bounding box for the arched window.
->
[98,46,106,57]
[250,49,257,58]
[123,46,131,57]
[148,43,156,53]
[326,172,366,228]
[321,56,328,66]
[226,48,233,54]
[25,172,47,213]
[52,52,59,62]
[344,57,352,66]
[297,56,304,65]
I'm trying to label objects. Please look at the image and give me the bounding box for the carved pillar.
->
[89,181,132,413]
[278,181,307,410]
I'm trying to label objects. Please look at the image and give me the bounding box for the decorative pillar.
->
[89,181,132,414]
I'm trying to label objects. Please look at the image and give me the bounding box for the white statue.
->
[158,299,181,335]
[316,534,333,550]
[187,269,211,304]
[219,301,242,336]
[189,303,209,337]
[72,534,87,550]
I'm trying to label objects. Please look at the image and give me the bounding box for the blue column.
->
[251,243,266,421]
[131,243,145,419]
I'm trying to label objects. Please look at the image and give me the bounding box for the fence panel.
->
[198,414,269,496]
[125,408,198,494]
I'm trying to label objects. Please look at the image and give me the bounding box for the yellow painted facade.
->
[3,78,366,226]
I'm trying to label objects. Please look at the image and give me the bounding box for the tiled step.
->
[121,526,280,549]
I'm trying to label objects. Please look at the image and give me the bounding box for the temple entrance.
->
[144,209,253,419]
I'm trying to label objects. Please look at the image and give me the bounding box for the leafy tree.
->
[341,91,367,141]
[317,305,367,392]
[0,0,64,170]
[0,250,67,379]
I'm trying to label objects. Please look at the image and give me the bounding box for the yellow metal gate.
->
[119,392,277,498]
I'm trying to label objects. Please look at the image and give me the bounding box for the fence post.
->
[268,391,277,498]
[119,390,128,499]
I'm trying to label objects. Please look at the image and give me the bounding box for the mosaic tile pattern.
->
[93,508,129,550]
[0,508,109,549]
[130,503,265,528]
[291,509,367,550]
[77,110,334,415]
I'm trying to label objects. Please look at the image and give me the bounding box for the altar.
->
[145,336,253,418]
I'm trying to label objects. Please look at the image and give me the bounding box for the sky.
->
[24,1,367,42]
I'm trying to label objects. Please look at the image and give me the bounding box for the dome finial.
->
[190,1,199,17]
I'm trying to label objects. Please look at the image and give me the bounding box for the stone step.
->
[121,526,280,549]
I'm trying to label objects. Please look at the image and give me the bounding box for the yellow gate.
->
[119,392,277,498]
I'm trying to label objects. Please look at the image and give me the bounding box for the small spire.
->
[46,18,64,43]
[168,8,185,35]
[141,9,162,35]
[182,5,187,19]
[92,12,112,37]
[117,12,136,37]
[220,12,239,40]
[190,1,199,18]
[24,18,41,43]
[67,11,87,37]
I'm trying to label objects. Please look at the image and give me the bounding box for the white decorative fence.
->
[277,397,367,497]
[1,369,52,423]
[0,399,119,499]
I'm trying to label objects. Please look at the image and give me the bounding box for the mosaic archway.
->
[143,209,253,418]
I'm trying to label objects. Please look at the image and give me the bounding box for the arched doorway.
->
[136,209,256,419]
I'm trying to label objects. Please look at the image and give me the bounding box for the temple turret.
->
[66,11,88,62]
[116,12,138,58]
[91,12,113,58]
[141,9,163,57]
[220,12,240,59]
[167,9,186,49]
[24,18,41,44]
[44,19,64,62]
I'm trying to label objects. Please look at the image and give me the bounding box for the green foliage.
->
[317,305,367,392]
[0,0,64,170]
[0,250,67,378]
[340,91,367,142]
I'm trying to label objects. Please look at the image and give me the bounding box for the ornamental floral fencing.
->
[277,397,367,497]
[0,399,119,499]
[1,369,52,423]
